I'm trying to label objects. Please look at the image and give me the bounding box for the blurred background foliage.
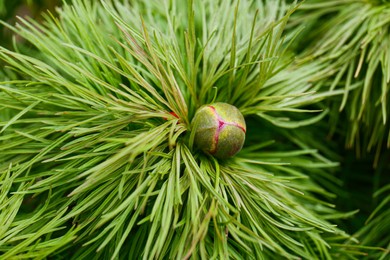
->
[0,0,62,48]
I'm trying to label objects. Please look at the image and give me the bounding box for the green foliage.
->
[0,0,388,259]
[289,0,390,164]
[355,184,390,260]
[0,0,63,52]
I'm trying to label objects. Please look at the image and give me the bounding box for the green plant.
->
[289,0,390,165]
[0,0,388,259]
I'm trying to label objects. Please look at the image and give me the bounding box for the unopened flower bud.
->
[192,102,246,159]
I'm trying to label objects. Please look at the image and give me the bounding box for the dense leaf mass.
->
[0,0,389,259]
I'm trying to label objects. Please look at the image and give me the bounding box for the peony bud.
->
[192,102,246,159]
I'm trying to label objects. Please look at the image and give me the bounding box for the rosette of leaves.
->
[289,0,390,166]
[0,0,359,259]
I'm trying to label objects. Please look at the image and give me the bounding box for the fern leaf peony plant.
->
[0,0,378,259]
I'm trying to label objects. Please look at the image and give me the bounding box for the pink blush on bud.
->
[193,103,246,159]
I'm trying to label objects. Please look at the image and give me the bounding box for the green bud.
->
[192,102,246,159]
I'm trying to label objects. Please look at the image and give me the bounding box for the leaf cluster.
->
[0,0,385,259]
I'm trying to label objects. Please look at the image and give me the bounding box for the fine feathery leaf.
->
[289,0,390,164]
[0,0,369,259]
